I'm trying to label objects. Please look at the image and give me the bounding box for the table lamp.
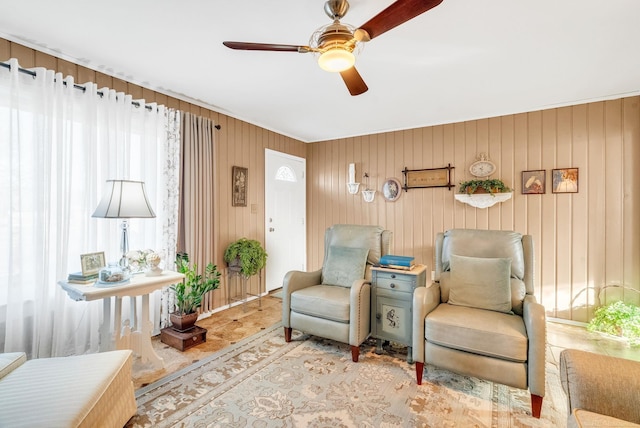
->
[92,179,156,271]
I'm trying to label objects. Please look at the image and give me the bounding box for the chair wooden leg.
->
[350,345,360,362]
[284,327,292,342]
[416,362,424,385]
[531,394,543,418]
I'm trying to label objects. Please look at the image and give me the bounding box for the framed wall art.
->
[552,168,579,193]
[80,251,106,276]
[522,170,545,194]
[381,177,402,202]
[232,166,248,207]
[402,164,455,191]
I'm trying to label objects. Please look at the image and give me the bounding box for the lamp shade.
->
[92,180,156,219]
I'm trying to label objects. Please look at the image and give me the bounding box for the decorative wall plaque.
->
[402,164,455,191]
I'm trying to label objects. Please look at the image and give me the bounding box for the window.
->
[275,165,296,182]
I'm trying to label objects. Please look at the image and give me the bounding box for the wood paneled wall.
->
[4,37,639,321]
[1,38,307,311]
[308,99,640,322]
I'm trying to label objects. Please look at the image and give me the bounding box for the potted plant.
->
[170,252,221,331]
[223,238,268,277]
[458,178,511,196]
[587,300,640,347]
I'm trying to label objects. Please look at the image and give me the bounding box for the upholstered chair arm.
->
[349,279,371,346]
[281,269,322,327]
[412,283,441,363]
[560,349,640,424]
[523,294,546,398]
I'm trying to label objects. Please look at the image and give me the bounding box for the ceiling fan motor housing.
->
[316,22,354,52]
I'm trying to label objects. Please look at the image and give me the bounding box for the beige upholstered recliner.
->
[412,229,546,418]
[560,349,640,427]
[282,224,392,362]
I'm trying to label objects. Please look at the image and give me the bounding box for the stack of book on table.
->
[67,272,98,284]
[379,254,415,271]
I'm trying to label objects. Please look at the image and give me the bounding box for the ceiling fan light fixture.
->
[318,48,355,72]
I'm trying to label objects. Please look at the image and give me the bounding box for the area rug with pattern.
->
[128,323,565,427]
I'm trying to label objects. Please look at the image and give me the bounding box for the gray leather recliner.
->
[282,224,392,362]
[412,229,546,418]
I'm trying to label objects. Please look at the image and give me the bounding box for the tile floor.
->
[132,291,640,389]
[132,293,282,389]
[546,318,640,366]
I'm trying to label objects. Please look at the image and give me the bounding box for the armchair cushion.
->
[448,255,512,313]
[425,304,528,362]
[290,285,351,323]
[321,245,369,288]
[440,273,527,315]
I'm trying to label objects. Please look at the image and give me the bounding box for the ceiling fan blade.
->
[340,67,368,96]
[223,41,309,52]
[358,0,444,40]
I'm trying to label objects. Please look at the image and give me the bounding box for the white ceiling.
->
[1,0,639,143]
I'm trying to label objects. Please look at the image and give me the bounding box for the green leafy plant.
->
[171,252,221,315]
[223,238,268,277]
[458,178,511,195]
[587,300,640,347]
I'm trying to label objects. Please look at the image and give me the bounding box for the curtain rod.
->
[1,61,222,129]
[1,61,154,111]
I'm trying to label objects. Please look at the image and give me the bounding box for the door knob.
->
[269,227,275,232]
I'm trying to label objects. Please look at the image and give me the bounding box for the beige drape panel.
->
[177,112,216,273]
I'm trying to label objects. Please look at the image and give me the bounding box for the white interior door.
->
[265,149,306,292]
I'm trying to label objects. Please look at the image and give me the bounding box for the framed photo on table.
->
[80,251,106,276]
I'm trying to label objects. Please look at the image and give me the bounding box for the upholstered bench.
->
[0,350,136,427]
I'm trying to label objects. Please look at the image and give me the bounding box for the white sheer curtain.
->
[0,59,180,358]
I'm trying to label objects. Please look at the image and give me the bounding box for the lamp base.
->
[119,219,130,272]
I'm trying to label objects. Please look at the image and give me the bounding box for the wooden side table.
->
[370,264,427,363]
[59,271,185,368]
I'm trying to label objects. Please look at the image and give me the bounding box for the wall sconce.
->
[347,163,360,194]
[362,172,376,203]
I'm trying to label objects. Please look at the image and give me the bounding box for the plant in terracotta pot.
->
[458,178,511,195]
[223,238,268,277]
[170,252,221,331]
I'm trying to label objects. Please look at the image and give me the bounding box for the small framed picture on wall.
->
[552,168,579,193]
[232,166,248,207]
[521,170,545,194]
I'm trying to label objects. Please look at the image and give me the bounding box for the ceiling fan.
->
[223,0,444,96]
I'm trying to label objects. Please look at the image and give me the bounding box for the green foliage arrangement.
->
[458,178,511,195]
[171,252,221,315]
[223,238,268,277]
[587,300,640,347]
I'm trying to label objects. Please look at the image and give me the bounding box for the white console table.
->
[59,271,185,369]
